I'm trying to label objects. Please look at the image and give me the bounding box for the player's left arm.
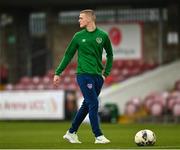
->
[103,34,113,78]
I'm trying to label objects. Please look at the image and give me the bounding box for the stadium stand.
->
[2,60,158,91]
[124,79,180,122]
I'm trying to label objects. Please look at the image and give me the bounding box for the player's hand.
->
[102,75,106,81]
[53,75,60,87]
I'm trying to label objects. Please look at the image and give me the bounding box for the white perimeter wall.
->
[99,61,180,114]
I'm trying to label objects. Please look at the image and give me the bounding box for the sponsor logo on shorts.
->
[87,83,93,89]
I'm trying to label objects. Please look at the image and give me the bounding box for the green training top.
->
[55,27,113,77]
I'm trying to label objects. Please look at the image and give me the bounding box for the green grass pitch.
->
[0,121,180,149]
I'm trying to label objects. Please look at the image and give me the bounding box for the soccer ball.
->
[134,129,156,146]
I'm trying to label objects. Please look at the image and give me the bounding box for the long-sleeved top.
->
[55,27,113,77]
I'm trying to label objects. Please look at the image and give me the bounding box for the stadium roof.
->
[0,0,179,10]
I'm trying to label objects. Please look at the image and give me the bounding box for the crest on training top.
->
[96,37,102,44]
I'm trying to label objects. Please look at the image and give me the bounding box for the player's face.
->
[79,13,90,28]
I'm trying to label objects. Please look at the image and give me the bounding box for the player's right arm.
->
[53,34,78,86]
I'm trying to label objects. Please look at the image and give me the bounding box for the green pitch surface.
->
[0,121,180,149]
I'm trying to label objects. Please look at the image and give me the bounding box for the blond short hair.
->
[80,9,96,22]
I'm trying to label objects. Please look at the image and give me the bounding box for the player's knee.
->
[89,101,99,110]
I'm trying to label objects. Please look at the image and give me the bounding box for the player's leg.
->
[95,75,104,96]
[77,74,103,137]
[93,75,110,144]
[88,75,104,135]
[70,75,103,133]
[63,75,89,143]
[69,100,88,133]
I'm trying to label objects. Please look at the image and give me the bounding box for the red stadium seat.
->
[42,76,51,84]
[20,76,31,85]
[124,103,137,116]
[45,83,56,90]
[67,83,77,90]
[121,68,130,78]
[144,91,168,110]
[129,68,141,76]
[113,60,125,69]
[111,68,120,76]
[32,76,41,85]
[25,84,36,90]
[69,69,76,76]
[46,69,54,78]
[167,97,176,112]
[167,91,180,112]
[5,84,14,90]
[14,83,25,90]
[172,103,180,117]
[124,60,135,70]
[129,97,142,108]
[150,103,163,117]
[36,84,45,90]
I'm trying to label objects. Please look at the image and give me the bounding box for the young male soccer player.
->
[53,9,113,144]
